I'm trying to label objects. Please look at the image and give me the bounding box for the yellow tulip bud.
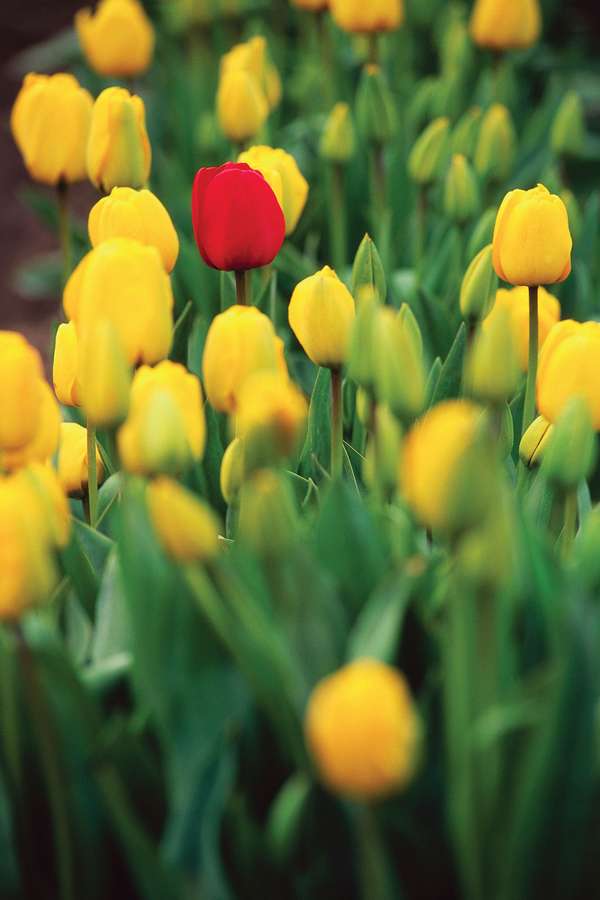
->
[550,91,586,158]
[400,399,493,534]
[87,87,151,193]
[57,422,105,497]
[75,0,154,77]
[305,659,419,799]
[220,437,245,505]
[77,319,132,428]
[492,184,572,287]
[10,73,93,186]
[202,305,279,413]
[0,331,44,452]
[541,397,597,489]
[320,103,355,164]
[147,477,220,564]
[470,0,541,51]
[64,238,173,365]
[443,153,480,224]
[238,469,298,557]
[238,146,308,235]
[464,308,520,405]
[474,104,516,183]
[217,69,269,144]
[329,0,404,34]
[372,306,426,422]
[459,244,498,322]
[537,320,600,430]
[53,322,80,407]
[89,187,179,272]
[118,361,206,476]
[11,463,71,550]
[484,286,560,372]
[2,382,61,473]
[235,371,308,469]
[519,415,553,468]
[220,36,280,113]
[288,266,356,368]
[408,117,450,185]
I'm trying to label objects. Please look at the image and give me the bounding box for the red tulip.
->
[192,162,285,271]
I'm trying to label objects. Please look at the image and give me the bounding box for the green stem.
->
[330,163,347,273]
[521,286,539,441]
[415,185,428,273]
[56,181,71,289]
[368,33,380,66]
[317,9,335,106]
[356,804,390,900]
[16,625,74,900]
[330,368,343,479]
[235,269,250,306]
[560,490,578,560]
[86,422,98,528]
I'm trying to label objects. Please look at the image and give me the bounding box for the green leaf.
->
[91,552,131,664]
[430,322,467,406]
[347,575,413,662]
[298,367,331,481]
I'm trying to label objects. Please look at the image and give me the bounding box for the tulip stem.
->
[368,33,379,66]
[521,285,539,440]
[330,163,347,273]
[235,270,250,306]
[56,181,72,289]
[355,803,391,900]
[560,490,578,559]
[86,422,98,528]
[330,368,343,480]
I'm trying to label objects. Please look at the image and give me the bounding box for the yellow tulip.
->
[0,331,44,452]
[77,319,132,428]
[53,322,80,407]
[519,415,553,468]
[147,477,220,563]
[235,370,308,467]
[288,266,355,368]
[220,437,245,505]
[305,658,419,799]
[202,305,279,413]
[492,184,572,286]
[16,463,71,550]
[470,0,541,51]
[537,321,600,430]
[238,146,308,235]
[57,422,105,497]
[2,382,61,473]
[465,308,520,405]
[330,0,403,33]
[221,36,280,112]
[89,187,179,272]
[217,69,269,145]
[87,87,151,193]
[483,286,560,371]
[10,73,93,186]
[75,0,154,77]
[63,238,173,365]
[118,361,206,475]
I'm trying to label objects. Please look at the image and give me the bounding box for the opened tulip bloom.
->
[537,321,600,430]
[330,0,404,34]
[87,87,151,193]
[192,162,285,272]
[76,0,154,77]
[470,0,541,51]
[238,146,309,235]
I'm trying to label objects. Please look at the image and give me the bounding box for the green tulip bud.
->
[355,64,396,145]
[351,233,386,302]
[551,91,586,158]
[347,287,379,389]
[467,207,497,260]
[459,244,498,322]
[451,106,482,157]
[430,72,464,122]
[320,102,355,163]
[439,13,473,76]
[408,117,450,185]
[238,469,298,557]
[408,77,438,131]
[372,306,426,422]
[464,308,519,405]
[363,404,403,497]
[541,397,597,490]
[474,104,516,183]
[519,415,553,469]
[443,153,480,224]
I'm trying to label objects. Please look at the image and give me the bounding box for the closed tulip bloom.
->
[202,305,279,413]
[89,188,179,272]
[238,146,308,235]
[235,371,308,466]
[460,244,498,322]
[87,87,151,193]
[537,321,600,430]
[53,322,80,407]
[57,422,105,497]
[492,184,572,286]
[64,238,173,365]
[221,36,280,112]
[76,0,154,77]
[372,306,426,421]
[119,361,206,475]
[220,437,245,504]
[147,477,220,564]
[483,286,560,371]
[217,68,269,144]
[474,104,516,183]
[330,0,404,34]
[192,163,285,271]
[551,92,586,158]
[289,266,356,368]
[470,0,541,51]
[0,332,44,452]
[11,73,93,186]
[519,415,553,468]
[78,319,132,428]
[305,659,419,799]
[408,117,450,185]
[7,463,71,551]
[2,382,61,473]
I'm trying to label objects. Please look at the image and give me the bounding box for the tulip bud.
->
[75,0,154,77]
[147,477,220,564]
[541,397,597,489]
[372,306,426,422]
[305,659,419,799]
[57,422,105,498]
[450,107,482,158]
[363,405,403,497]
[329,0,404,34]
[487,286,560,372]
[0,494,57,621]
[238,145,308,236]
[440,11,473,75]
[466,207,497,260]
[320,103,355,163]
[289,266,356,368]
[443,154,480,224]
[220,437,246,505]
[474,104,516,183]
[53,322,80,407]
[78,319,132,429]
[470,0,541,51]
[0,331,44,452]
[408,78,437,131]
[351,233,386,302]
[347,288,380,389]
[459,244,497,322]
[217,68,269,144]
[235,371,308,470]
[88,187,179,272]
[11,73,93,186]
[202,305,279,413]
[87,87,151,193]
[537,321,600,429]
[519,415,553,468]
[220,36,280,114]
[355,387,371,426]
[408,117,450,185]
[551,91,586,158]
[238,470,298,557]
[464,309,520,405]
[355,65,396,145]
[493,184,572,287]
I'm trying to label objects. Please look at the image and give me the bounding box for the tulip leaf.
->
[298,367,332,481]
[430,322,467,406]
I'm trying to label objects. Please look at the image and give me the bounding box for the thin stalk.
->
[56,181,71,289]
[330,163,347,273]
[560,490,578,560]
[521,285,539,440]
[330,368,343,479]
[368,33,380,66]
[86,422,98,528]
[415,185,428,273]
[235,269,250,306]
[356,804,390,900]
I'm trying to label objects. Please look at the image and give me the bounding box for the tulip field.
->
[4,0,600,897]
